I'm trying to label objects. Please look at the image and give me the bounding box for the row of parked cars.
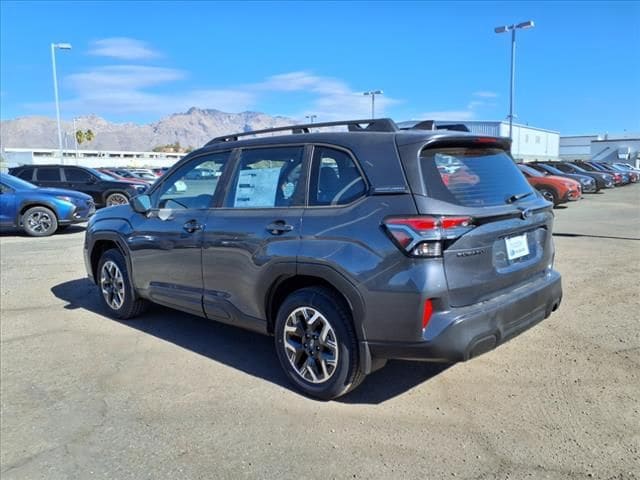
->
[1,157,638,237]
[0,165,169,236]
[517,160,639,206]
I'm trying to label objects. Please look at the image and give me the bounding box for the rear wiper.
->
[506,191,533,204]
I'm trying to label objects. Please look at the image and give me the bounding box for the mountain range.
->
[0,108,298,152]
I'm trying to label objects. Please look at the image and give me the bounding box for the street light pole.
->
[363,90,383,119]
[494,21,534,140]
[51,42,72,163]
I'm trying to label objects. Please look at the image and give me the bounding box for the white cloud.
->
[473,91,498,98]
[88,38,161,60]
[30,66,401,121]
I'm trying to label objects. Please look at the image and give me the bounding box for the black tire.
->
[21,206,58,237]
[538,187,558,206]
[97,249,148,319]
[105,192,130,207]
[274,287,365,400]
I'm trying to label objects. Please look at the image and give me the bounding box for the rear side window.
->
[36,168,61,182]
[64,168,92,182]
[309,147,366,206]
[420,147,533,207]
[225,147,304,208]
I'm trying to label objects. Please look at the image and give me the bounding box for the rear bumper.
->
[366,270,562,362]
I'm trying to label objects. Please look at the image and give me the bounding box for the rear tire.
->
[274,287,365,400]
[22,206,58,237]
[97,249,148,319]
[105,192,130,207]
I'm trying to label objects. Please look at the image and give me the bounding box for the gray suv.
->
[84,119,562,399]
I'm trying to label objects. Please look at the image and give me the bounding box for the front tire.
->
[97,249,148,319]
[274,287,365,400]
[22,206,58,237]
[538,187,558,206]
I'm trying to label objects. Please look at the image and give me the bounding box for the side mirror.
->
[131,194,152,214]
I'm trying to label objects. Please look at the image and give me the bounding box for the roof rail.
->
[205,118,398,145]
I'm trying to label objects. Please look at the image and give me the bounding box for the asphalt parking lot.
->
[1,187,639,480]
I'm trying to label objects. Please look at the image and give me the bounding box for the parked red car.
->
[518,164,581,206]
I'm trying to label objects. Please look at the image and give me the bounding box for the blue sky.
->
[1,1,639,135]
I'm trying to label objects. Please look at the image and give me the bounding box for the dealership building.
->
[559,133,640,167]
[1,148,185,169]
[435,120,560,162]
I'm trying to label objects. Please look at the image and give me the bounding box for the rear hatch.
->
[400,139,554,307]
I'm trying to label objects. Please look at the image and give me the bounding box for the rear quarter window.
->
[420,147,533,207]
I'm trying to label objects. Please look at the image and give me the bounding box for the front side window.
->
[64,168,93,182]
[36,167,61,181]
[309,147,366,206]
[156,152,230,209]
[225,146,304,208]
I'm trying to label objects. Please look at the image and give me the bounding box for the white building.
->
[435,120,560,162]
[2,148,186,169]
[560,133,640,167]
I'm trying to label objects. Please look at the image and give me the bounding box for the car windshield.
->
[568,163,589,173]
[0,173,38,190]
[538,164,564,175]
[87,168,117,181]
[519,164,545,177]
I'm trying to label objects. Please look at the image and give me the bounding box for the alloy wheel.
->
[27,211,53,233]
[282,306,339,384]
[100,260,125,310]
[106,193,129,206]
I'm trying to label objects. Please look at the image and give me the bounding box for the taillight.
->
[383,215,474,257]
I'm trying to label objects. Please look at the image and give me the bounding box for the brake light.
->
[474,137,498,144]
[383,215,474,257]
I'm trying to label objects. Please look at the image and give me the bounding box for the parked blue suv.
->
[0,173,95,236]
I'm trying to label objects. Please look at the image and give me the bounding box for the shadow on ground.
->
[553,232,640,241]
[51,278,448,404]
[0,225,86,237]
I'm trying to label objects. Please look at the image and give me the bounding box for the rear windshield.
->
[420,147,534,207]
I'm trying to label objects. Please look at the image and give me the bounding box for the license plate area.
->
[505,233,530,261]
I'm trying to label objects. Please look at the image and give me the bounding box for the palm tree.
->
[85,129,95,142]
[75,129,85,145]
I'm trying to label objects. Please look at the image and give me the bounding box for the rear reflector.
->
[422,299,434,330]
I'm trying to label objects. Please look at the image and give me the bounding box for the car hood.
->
[34,187,93,200]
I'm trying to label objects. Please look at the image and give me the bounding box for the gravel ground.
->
[1,186,639,480]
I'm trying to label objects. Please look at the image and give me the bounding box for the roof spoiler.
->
[397,120,471,132]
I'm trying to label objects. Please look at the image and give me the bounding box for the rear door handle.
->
[266,221,294,235]
[183,220,204,233]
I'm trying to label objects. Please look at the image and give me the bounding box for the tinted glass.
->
[64,168,93,182]
[0,173,37,190]
[519,164,545,177]
[420,147,534,207]
[36,168,61,181]
[157,152,230,209]
[309,147,366,206]
[14,169,33,180]
[225,147,304,208]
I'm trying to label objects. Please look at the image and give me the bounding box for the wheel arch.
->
[265,264,367,341]
[18,201,60,225]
